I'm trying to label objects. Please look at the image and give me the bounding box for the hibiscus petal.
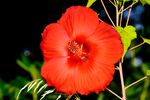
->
[58,6,99,39]
[74,60,114,95]
[40,23,70,61]
[41,57,77,94]
[86,22,123,64]
[41,56,114,95]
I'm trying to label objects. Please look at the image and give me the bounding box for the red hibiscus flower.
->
[40,6,123,95]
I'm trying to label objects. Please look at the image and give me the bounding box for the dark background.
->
[1,0,89,81]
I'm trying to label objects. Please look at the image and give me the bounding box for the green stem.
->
[0,89,3,100]
[140,77,149,100]
[125,76,147,90]
[33,93,38,100]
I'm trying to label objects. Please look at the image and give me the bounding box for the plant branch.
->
[125,76,147,90]
[119,7,123,26]
[129,41,145,51]
[126,7,132,26]
[116,5,119,26]
[118,61,126,100]
[119,2,125,26]
[119,2,137,14]
[109,0,115,6]
[115,67,119,70]
[100,0,115,27]
[106,88,122,99]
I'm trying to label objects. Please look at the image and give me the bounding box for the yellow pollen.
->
[68,41,82,54]
[67,41,88,62]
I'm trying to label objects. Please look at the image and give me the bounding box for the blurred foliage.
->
[0,52,42,100]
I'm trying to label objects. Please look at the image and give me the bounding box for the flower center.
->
[67,41,88,62]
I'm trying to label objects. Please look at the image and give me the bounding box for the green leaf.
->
[16,79,42,100]
[140,0,150,5]
[142,37,150,44]
[116,25,137,61]
[56,94,62,100]
[86,0,96,7]
[16,59,30,72]
[40,89,55,100]
[21,53,31,66]
[37,84,47,94]
[147,70,150,76]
